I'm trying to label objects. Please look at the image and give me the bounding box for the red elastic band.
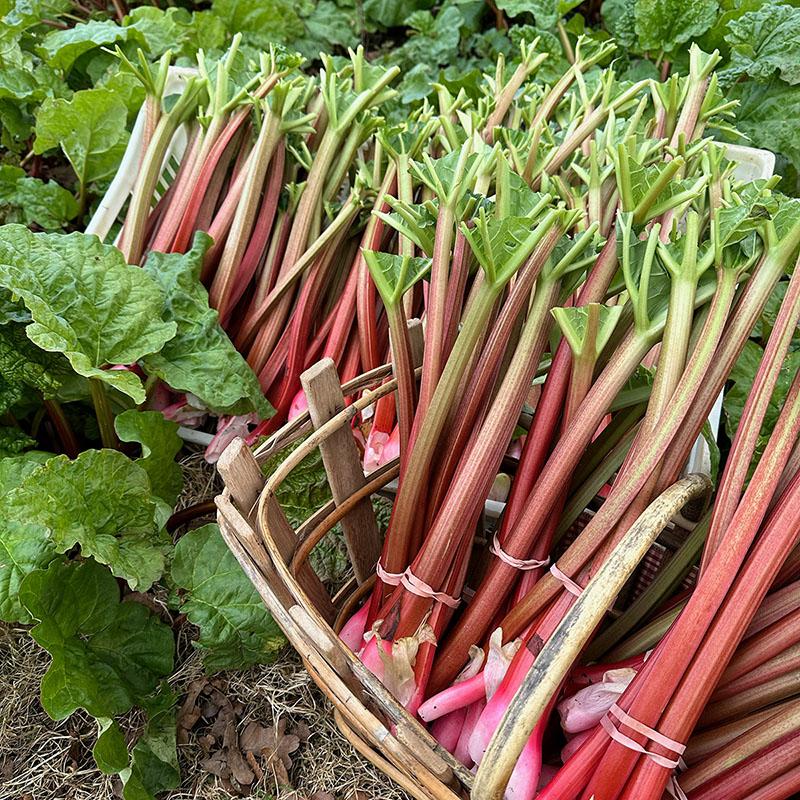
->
[490,534,550,571]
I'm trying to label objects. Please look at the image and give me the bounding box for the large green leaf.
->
[141,233,270,417]
[0,226,176,403]
[115,410,183,506]
[39,19,143,72]
[210,0,305,50]
[724,5,800,85]
[0,165,78,229]
[34,87,130,192]
[635,0,719,54]
[724,78,800,174]
[1,449,168,590]
[172,523,284,672]
[92,687,181,800]
[19,558,174,720]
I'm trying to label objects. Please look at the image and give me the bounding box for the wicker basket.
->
[214,357,708,800]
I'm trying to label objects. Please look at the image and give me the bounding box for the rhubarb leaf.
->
[34,87,130,193]
[0,165,78,229]
[0,450,54,622]
[94,719,129,774]
[19,558,174,720]
[0,426,36,457]
[723,6,800,86]
[141,233,271,418]
[0,322,66,413]
[172,523,284,671]
[120,687,181,799]
[552,304,624,360]
[0,519,57,623]
[363,251,432,307]
[0,226,176,403]
[635,0,718,54]
[722,78,800,174]
[39,20,144,73]
[494,0,581,26]
[261,440,332,528]
[1,449,169,591]
[115,410,183,507]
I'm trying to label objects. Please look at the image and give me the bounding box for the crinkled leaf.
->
[0,165,78,229]
[2,449,168,590]
[124,6,226,59]
[0,426,35,457]
[0,322,67,413]
[723,6,800,86]
[0,226,176,403]
[19,558,174,720]
[141,233,271,417]
[602,0,637,49]
[297,0,358,57]
[723,78,800,171]
[363,0,434,27]
[634,0,719,54]
[172,524,284,672]
[363,251,431,307]
[261,439,332,527]
[115,410,183,506]
[210,0,305,50]
[34,87,130,190]
[39,20,144,72]
[495,0,581,26]
[0,519,58,623]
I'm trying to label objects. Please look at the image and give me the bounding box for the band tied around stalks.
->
[376,562,460,608]
[599,704,688,799]
[490,533,550,570]
[600,704,687,796]
[550,563,584,597]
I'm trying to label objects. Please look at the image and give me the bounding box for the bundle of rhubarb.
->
[91,40,407,454]
[305,44,800,800]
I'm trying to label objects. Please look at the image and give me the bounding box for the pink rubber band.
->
[375,562,460,608]
[401,569,461,609]
[376,561,404,586]
[600,704,685,771]
[550,564,584,597]
[491,534,550,571]
[609,705,686,757]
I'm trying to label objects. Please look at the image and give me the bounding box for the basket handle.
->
[301,358,382,583]
[472,473,712,800]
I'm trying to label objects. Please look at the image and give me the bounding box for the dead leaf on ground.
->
[240,717,300,786]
